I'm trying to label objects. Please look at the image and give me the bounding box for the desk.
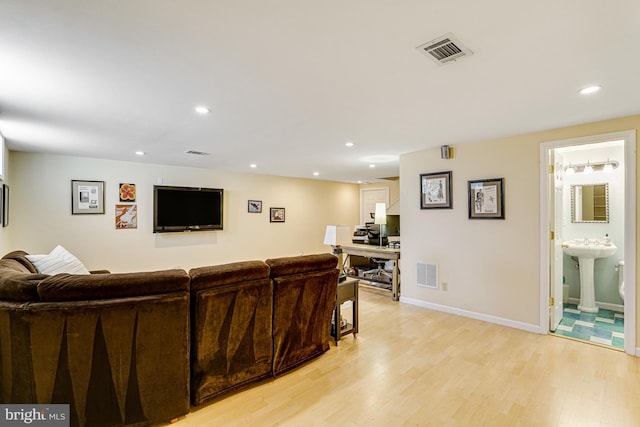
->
[340,244,400,301]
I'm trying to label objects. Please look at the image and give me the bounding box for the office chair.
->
[363,258,393,283]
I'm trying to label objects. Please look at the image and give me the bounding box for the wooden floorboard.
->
[168,286,640,426]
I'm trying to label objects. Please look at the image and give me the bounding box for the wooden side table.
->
[332,279,358,344]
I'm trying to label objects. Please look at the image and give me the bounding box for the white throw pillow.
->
[26,245,90,275]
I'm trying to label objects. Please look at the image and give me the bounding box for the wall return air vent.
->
[416,262,438,289]
[416,32,473,64]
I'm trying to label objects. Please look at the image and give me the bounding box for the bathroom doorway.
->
[540,130,636,355]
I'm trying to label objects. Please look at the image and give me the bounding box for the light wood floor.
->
[170,286,640,427]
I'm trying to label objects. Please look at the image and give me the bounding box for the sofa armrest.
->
[2,250,38,273]
[0,271,46,301]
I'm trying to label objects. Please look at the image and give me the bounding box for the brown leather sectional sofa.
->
[0,251,339,427]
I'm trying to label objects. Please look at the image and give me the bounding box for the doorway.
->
[540,130,636,355]
[359,187,389,225]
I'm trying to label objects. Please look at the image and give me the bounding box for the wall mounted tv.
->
[153,185,223,233]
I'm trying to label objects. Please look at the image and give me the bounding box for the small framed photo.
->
[420,171,452,209]
[270,207,285,223]
[2,184,8,227]
[248,200,262,213]
[115,204,138,229]
[468,178,505,219]
[119,183,136,202]
[72,180,105,214]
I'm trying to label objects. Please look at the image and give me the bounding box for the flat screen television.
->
[153,185,223,233]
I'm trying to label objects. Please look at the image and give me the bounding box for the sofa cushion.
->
[265,253,338,277]
[26,245,90,275]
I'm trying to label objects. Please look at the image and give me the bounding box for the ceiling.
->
[1,1,639,183]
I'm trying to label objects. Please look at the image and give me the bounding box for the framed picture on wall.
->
[0,185,3,227]
[115,204,137,229]
[420,171,452,209]
[72,180,105,214]
[468,178,505,219]
[270,207,285,223]
[119,183,136,202]
[248,200,262,213]
[2,184,8,227]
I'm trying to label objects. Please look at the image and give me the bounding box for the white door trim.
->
[539,130,636,355]
[359,187,390,225]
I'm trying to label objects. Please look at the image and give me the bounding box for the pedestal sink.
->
[563,241,617,313]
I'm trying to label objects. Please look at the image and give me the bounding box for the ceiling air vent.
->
[185,150,210,156]
[416,32,473,65]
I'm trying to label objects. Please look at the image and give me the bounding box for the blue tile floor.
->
[551,303,624,350]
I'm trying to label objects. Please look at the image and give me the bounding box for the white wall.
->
[400,134,541,326]
[9,152,360,272]
[400,115,640,335]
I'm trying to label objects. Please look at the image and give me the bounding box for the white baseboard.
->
[399,296,545,334]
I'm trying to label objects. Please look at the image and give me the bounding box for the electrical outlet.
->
[442,282,448,292]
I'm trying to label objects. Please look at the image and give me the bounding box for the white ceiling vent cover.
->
[416,262,438,289]
[416,33,473,64]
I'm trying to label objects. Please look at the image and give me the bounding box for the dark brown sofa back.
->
[189,261,273,405]
[0,254,191,427]
[266,253,339,376]
[37,269,189,301]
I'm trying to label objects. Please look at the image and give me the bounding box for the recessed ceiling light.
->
[250,164,257,168]
[345,141,354,147]
[194,105,211,114]
[369,164,376,168]
[135,151,145,156]
[579,85,602,95]
[313,171,320,176]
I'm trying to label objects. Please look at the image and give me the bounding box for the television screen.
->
[153,185,223,232]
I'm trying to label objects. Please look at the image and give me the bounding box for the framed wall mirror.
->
[571,183,608,223]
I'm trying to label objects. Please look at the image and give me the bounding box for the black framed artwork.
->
[468,178,505,219]
[420,171,452,209]
[2,184,8,227]
[248,200,262,213]
[270,207,285,222]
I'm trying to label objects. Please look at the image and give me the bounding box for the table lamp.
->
[323,225,350,278]
[374,203,387,247]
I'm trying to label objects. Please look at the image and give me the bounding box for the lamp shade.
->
[374,203,387,225]
[323,225,350,246]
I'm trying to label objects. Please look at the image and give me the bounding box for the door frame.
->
[359,187,389,225]
[539,130,636,355]
[549,149,564,331]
